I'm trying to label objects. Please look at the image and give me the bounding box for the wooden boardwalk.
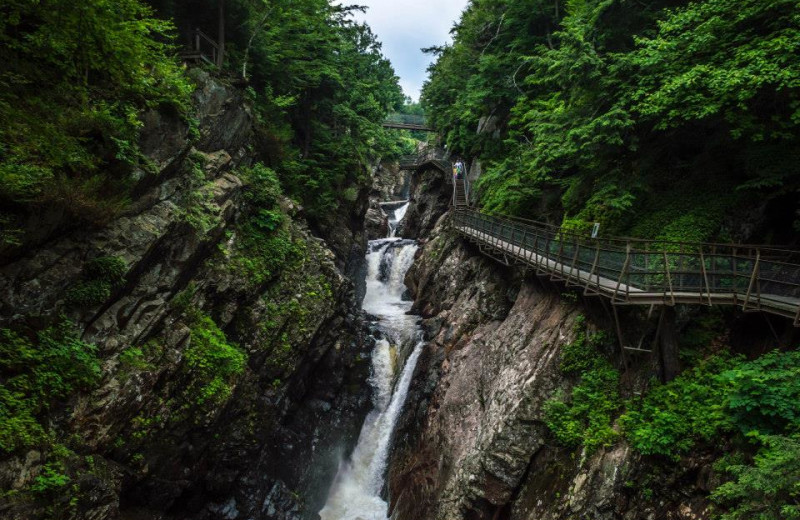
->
[451,209,800,326]
[397,150,800,325]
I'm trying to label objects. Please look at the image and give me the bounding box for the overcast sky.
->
[348,0,469,101]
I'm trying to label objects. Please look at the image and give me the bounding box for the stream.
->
[318,202,423,520]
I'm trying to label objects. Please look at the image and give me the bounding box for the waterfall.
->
[386,201,409,238]
[319,207,422,520]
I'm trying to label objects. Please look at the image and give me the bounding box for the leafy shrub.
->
[711,433,800,520]
[620,355,738,459]
[30,463,71,495]
[544,315,621,454]
[721,350,800,435]
[0,0,193,229]
[0,322,101,453]
[242,164,283,208]
[621,350,800,460]
[184,315,246,408]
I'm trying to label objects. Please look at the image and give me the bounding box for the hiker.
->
[455,159,465,179]
[452,162,459,181]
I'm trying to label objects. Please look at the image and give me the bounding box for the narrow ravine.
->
[319,202,423,520]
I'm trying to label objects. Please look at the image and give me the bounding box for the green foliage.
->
[559,315,610,375]
[66,256,128,307]
[621,350,800,459]
[711,434,800,520]
[225,164,304,287]
[0,322,101,453]
[620,355,738,459]
[30,464,71,495]
[544,316,621,454]
[722,350,800,435]
[184,315,246,407]
[0,0,193,234]
[423,0,800,240]
[153,0,406,217]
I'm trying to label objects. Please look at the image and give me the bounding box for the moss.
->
[66,255,127,308]
[259,267,335,375]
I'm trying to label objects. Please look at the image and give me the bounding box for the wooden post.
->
[614,243,632,303]
[584,242,601,295]
[742,250,761,311]
[699,249,712,305]
[659,306,681,382]
[664,251,675,306]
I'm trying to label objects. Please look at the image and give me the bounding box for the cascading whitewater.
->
[319,216,423,520]
[387,202,410,238]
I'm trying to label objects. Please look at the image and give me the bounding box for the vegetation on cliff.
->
[543,314,800,519]
[422,0,800,243]
[1,0,407,252]
[0,0,398,515]
[423,2,800,515]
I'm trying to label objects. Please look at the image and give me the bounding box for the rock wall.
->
[387,179,717,520]
[399,166,451,240]
[0,71,372,520]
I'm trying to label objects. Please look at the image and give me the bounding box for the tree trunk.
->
[217,0,226,68]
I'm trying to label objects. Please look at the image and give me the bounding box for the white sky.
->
[347,0,469,101]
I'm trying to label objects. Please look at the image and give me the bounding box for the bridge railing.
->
[452,208,800,321]
[180,28,219,66]
[398,149,451,175]
[385,113,427,126]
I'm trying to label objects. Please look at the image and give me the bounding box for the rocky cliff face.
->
[365,161,410,240]
[0,71,372,520]
[399,166,451,240]
[387,182,716,520]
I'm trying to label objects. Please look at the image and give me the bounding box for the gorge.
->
[2,1,800,519]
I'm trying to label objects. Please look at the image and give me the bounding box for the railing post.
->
[614,243,632,302]
[699,249,712,305]
[569,240,581,284]
[663,251,675,306]
[585,242,601,295]
[742,249,761,311]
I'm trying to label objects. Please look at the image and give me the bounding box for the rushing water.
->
[319,203,423,520]
[387,202,409,238]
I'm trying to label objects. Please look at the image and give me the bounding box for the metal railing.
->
[451,207,800,325]
[385,113,427,126]
[398,149,450,172]
[180,28,219,66]
[383,114,433,131]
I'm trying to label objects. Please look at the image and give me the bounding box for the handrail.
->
[182,28,219,67]
[489,211,800,256]
[450,207,800,324]
[194,28,219,50]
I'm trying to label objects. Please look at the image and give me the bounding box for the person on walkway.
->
[455,159,465,179]
[452,162,459,181]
